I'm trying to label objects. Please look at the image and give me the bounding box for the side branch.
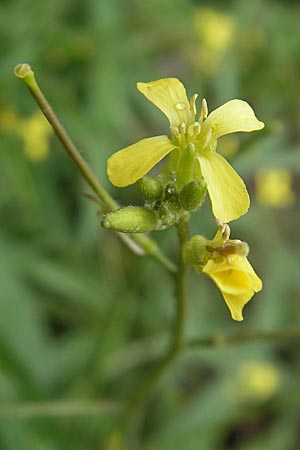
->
[14,63,176,275]
[186,326,300,349]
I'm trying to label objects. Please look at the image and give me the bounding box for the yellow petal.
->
[107,135,176,187]
[233,256,263,293]
[203,255,262,321]
[222,292,250,321]
[137,78,191,127]
[201,99,264,143]
[198,152,250,222]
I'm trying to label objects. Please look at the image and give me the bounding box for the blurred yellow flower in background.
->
[0,109,19,133]
[235,361,281,401]
[17,112,52,162]
[255,168,295,208]
[0,109,52,162]
[192,8,236,73]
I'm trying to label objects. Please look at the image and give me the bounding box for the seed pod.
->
[179,179,207,211]
[102,206,158,233]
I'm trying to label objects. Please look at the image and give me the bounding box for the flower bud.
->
[158,199,181,227]
[102,206,158,233]
[137,176,163,202]
[182,235,209,270]
[179,179,207,211]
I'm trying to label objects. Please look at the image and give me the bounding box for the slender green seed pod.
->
[102,206,158,233]
[179,179,207,211]
[137,176,163,202]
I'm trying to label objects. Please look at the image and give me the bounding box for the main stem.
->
[14,63,176,275]
[124,217,189,448]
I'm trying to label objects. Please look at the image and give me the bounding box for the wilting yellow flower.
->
[255,168,295,208]
[203,222,262,320]
[184,221,262,320]
[107,78,264,223]
[203,253,262,321]
[17,112,52,161]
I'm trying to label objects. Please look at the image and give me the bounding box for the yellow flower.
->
[107,78,264,223]
[236,361,281,401]
[194,8,235,54]
[17,112,52,161]
[202,222,262,321]
[190,9,236,75]
[0,109,19,133]
[255,168,295,208]
[203,253,262,321]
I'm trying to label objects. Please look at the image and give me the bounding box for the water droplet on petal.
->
[175,102,187,111]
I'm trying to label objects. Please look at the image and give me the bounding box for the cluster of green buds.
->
[102,173,207,234]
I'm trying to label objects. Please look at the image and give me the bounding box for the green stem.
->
[124,218,189,448]
[0,400,122,419]
[186,326,300,349]
[14,63,176,275]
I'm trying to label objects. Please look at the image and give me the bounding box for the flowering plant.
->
[15,65,266,446]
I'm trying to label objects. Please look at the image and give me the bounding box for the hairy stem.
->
[14,63,176,275]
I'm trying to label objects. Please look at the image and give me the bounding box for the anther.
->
[170,126,180,140]
[190,94,198,116]
[180,122,186,134]
[199,98,208,123]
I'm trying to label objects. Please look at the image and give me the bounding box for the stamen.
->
[193,121,201,136]
[187,122,201,139]
[180,122,186,134]
[187,124,195,138]
[189,94,198,116]
[170,125,180,140]
[175,102,187,111]
[199,98,208,123]
[216,219,230,241]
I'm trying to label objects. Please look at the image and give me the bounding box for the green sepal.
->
[179,179,207,211]
[102,206,158,233]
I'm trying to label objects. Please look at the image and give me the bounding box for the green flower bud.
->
[137,176,163,202]
[179,179,207,211]
[102,206,158,233]
[183,235,209,270]
[164,183,178,200]
[158,199,181,227]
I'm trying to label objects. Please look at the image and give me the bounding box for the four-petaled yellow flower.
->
[107,78,264,223]
[203,222,262,321]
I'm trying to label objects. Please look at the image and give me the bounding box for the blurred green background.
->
[1,0,300,449]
